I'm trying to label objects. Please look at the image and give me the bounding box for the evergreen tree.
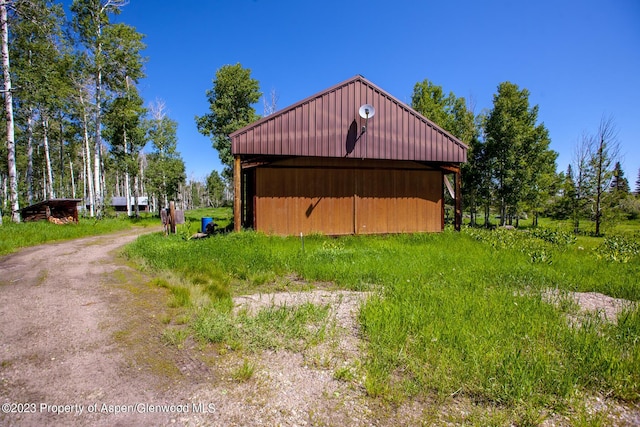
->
[610,161,630,194]
[635,168,640,196]
[549,165,576,219]
[196,63,261,180]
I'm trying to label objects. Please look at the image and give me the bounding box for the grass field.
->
[0,214,158,256]
[121,210,640,425]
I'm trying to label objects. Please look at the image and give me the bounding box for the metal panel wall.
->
[253,161,443,235]
[232,76,467,164]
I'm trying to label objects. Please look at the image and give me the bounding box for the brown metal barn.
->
[230,75,467,235]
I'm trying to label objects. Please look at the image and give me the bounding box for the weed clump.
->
[594,235,640,263]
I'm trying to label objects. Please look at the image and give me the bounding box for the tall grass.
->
[123,224,640,417]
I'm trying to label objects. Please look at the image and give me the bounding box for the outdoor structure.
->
[230,75,467,235]
[20,199,82,223]
[110,196,149,213]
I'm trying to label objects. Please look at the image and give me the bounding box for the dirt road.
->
[0,227,202,426]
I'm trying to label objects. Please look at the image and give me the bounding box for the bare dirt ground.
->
[1,228,639,426]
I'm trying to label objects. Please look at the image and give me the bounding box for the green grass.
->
[122,220,640,422]
[182,207,233,232]
[0,214,158,256]
[231,358,256,382]
[191,300,331,352]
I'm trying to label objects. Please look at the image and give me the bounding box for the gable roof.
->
[230,75,467,164]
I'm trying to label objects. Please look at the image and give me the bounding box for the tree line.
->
[413,79,639,234]
[0,0,224,224]
[198,64,639,235]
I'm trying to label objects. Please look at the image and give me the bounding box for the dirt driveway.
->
[0,227,196,426]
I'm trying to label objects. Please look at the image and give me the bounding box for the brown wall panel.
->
[255,163,442,235]
[255,168,354,235]
[355,169,441,234]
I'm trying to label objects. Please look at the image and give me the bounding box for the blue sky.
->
[111,0,639,184]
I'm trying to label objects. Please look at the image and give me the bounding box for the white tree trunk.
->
[70,160,76,198]
[42,118,55,199]
[124,126,131,216]
[26,110,34,204]
[1,0,19,222]
[100,145,106,213]
[81,94,95,216]
[125,172,131,216]
[82,143,87,215]
[133,175,139,217]
[0,173,4,224]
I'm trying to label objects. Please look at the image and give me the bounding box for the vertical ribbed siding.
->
[231,75,467,164]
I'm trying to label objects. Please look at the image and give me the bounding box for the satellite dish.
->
[358,104,375,119]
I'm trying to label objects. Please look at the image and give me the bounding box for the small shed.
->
[230,75,467,235]
[110,196,150,213]
[20,199,82,223]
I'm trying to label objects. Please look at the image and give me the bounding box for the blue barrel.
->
[201,217,213,233]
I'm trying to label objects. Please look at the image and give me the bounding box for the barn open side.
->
[20,199,82,224]
[230,75,467,235]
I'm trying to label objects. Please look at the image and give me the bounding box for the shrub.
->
[594,235,640,263]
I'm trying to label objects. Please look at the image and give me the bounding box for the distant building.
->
[230,75,467,235]
[110,196,149,213]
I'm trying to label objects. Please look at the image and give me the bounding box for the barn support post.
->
[233,155,242,232]
[455,168,462,232]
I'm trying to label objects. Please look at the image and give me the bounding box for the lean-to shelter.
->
[230,75,467,235]
[20,199,82,223]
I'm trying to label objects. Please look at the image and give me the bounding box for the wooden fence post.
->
[169,201,176,234]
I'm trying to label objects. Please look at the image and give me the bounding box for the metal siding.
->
[327,90,336,157]
[294,104,302,156]
[264,118,271,154]
[374,89,383,159]
[231,76,466,163]
[390,103,397,160]
[341,85,349,156]
[275,114,282,154]
[315,96,324,157]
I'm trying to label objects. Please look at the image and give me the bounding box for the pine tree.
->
[610,161,630,194]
